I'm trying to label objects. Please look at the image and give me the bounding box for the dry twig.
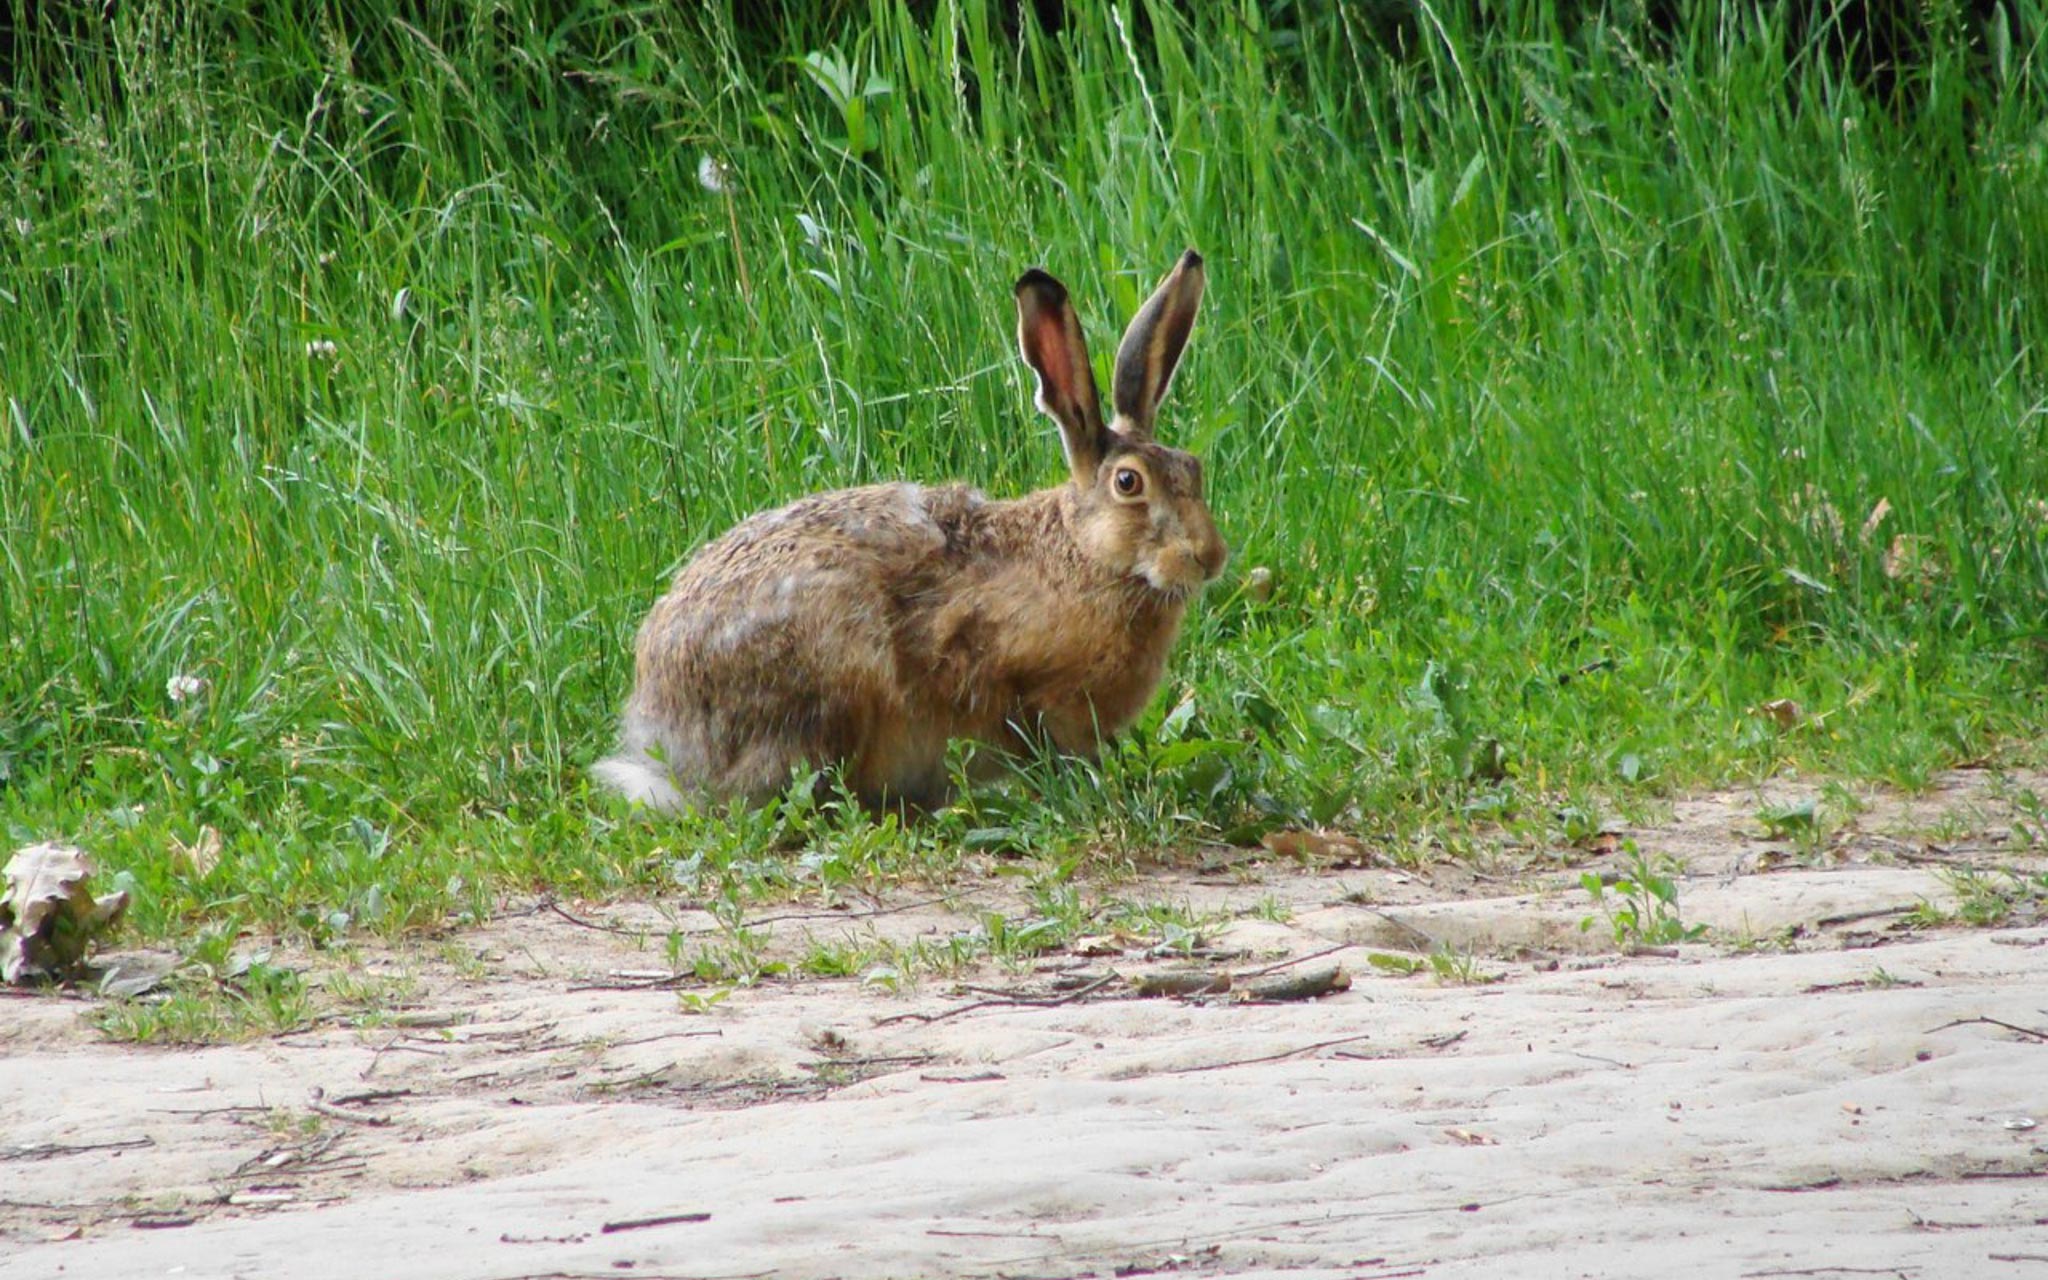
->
[1925,1015,2048,1042]
[600,1211,711,1233]
[1156,1032,1377,1076]
[875,973,1119,1026]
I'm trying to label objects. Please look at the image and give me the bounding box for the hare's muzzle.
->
[1144,507,1227,594]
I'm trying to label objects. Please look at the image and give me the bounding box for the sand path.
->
[5,770,2045,1278]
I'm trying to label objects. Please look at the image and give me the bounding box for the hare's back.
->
[638,481,981,662]
[679,481,980,595]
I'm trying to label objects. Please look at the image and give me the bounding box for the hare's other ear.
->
[1016,268,1109,485]
[1111,249,1205,441]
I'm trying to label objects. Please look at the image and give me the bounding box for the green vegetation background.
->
[3,1,2046,944]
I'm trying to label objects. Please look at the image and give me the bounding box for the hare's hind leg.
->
[690,665,914,806]
[844,723,952,812]
[600,693,843,810]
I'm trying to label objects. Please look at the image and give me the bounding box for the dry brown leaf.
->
[1068,934,1129,958]
[1752,848,1798,873]
[1859,496,1892,543]
[1261,829,1373,865]
[1752,698,1805,729]
[2,843,129,983]
[1787,484,1844,547]
[173,826,223,878]
[1882,534,1943,586]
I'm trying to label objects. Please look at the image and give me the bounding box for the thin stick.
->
[1814,906,1908,928]
[323,1087,413,1107]
[1744,1261,1916,1269]
[307,1087,393,1127]
[1234,942,1355,979]
[2,1136,154,1161]
[959,977,1116,1001]
[603,1029,726,1049]
[875,974,1119,1027]
[1155,1032,1378,1076]
[677,895,960,938]
[360,1035,447,1080]
[1924,1015,2048,1042]
[545,900,639,935]
[800,1054,934,1071]
[601,1211,711,1233]
[566,973,701,993]
[1367,908,1438,949]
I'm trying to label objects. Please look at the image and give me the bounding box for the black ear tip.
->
[1016,267,1066,299]
[1179,248,1204,270]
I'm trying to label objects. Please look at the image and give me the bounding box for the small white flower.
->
[305,339,339,361]
[166,674,207,704]
[697,153,732,195]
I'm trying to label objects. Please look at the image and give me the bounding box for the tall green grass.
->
[3,1,2046,942]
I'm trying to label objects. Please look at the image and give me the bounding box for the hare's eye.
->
[1114,468,1144,497]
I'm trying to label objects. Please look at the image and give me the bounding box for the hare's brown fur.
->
[595,252,1222,811]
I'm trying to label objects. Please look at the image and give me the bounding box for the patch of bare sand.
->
[3,769,2046,1278]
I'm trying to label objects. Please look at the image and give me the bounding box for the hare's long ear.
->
[1016,268,1109,485]
[1111,249,1205,441]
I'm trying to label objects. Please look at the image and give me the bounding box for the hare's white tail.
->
[591,751,687,813]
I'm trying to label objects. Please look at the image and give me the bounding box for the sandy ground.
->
[4,769,2047,1279]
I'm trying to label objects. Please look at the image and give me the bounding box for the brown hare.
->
[594,250,1225,811]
